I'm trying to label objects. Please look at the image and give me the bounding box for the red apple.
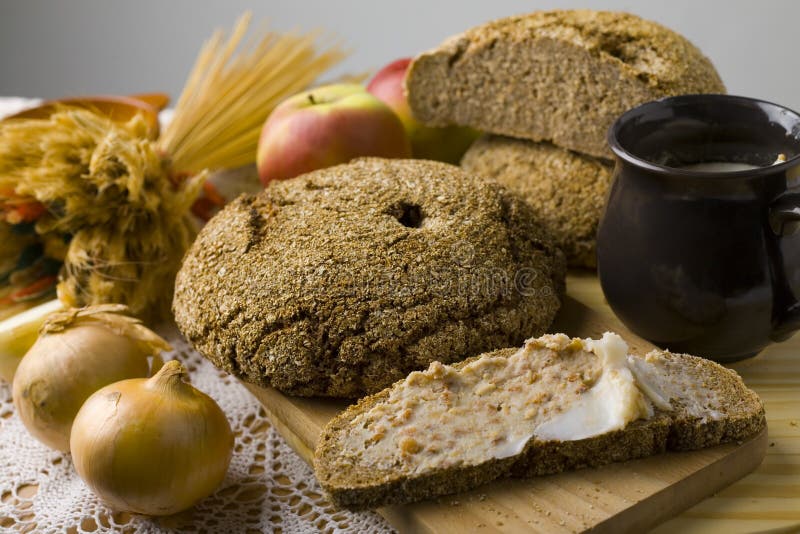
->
[367,58,480,164]
[257,84,411,185]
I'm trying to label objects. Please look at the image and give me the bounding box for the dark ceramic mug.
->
[598,94,800,362]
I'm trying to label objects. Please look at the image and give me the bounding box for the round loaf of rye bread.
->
[406,9,726,159]
[462,135,612,268]
[173,158,566,397]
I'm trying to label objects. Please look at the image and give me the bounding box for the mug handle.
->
[769,191,800,339]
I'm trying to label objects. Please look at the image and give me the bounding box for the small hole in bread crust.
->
[387,202,424,228]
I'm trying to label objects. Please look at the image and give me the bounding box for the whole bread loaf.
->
[173,158,565,397]
[406,10,725,158]
[314,332,765,510]
[462,135,613,268]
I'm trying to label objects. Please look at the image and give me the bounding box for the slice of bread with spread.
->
[461,135,613,268]
[314,332,765,510]
[406,10,725,159]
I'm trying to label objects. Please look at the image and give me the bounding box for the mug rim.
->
[607,93,800,178]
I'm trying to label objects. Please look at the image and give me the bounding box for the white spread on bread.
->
[340,332,720,473]
[533,333,651,441]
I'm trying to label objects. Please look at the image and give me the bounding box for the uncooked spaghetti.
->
[160,12,346,174]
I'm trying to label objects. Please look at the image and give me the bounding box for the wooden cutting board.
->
[245,294,768,533]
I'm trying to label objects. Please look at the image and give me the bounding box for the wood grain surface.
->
[568,273,800,534]
[245,273,795,533]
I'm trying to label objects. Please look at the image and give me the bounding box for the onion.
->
[12,304,169,451]
[0,299,63,383]
[70,360,233,516]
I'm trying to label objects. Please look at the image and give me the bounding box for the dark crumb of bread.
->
[173,158,566,397]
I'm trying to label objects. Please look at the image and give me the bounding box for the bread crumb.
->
[400,437,422,455]
[476,382,497,395]
[790,420,798,427]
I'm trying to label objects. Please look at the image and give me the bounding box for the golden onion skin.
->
[70,361,234,516]
[12,324,150,451]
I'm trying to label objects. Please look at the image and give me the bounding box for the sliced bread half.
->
[461,135,613,268]
[314,332,765,510]
[406,10,725,158]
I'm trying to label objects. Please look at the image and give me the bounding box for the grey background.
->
[0,0,797,110]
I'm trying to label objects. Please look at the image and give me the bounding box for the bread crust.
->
[462,136,612,268]
[406,10,725,158]
[173,158,566,397]
[314,346,765,510]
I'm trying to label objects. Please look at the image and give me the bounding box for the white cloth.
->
[0,98,394,533]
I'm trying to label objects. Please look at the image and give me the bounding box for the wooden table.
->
[567,273,800,534]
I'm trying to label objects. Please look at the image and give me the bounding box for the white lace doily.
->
[0,325,395,533]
